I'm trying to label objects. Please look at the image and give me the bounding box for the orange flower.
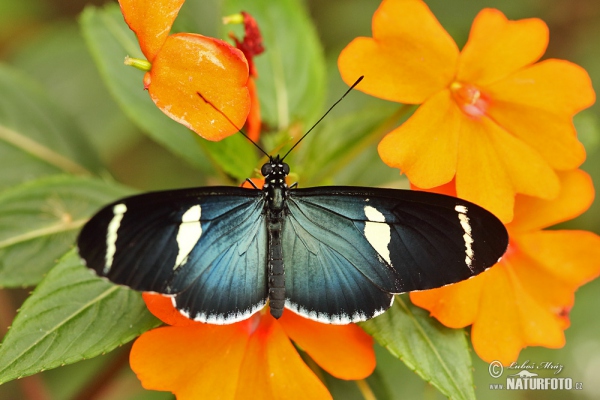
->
[410,169,600,365]
[338,0,595,222]
[119,0,251,140]
[131,294,376,399]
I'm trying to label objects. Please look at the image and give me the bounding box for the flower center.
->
[450,82,490,119]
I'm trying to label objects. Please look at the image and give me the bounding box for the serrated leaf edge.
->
[0,285,120,381]
[372,297,473,400]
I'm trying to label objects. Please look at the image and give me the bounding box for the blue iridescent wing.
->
[283,186,508,323]
[77,187,267,324]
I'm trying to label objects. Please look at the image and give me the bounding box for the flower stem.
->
[356,379,377,400]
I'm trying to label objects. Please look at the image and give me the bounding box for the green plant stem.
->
[356,379,377,400]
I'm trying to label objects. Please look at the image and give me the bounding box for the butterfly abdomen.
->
[267,215,285,318]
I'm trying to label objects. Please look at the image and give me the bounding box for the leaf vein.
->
[0,125,91,176]
[0,286,120,377]
[0,218,87,249]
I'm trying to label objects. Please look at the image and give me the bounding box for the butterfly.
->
[77,77,508,325]
[77,154,508,325]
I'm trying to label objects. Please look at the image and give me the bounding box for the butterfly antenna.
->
[281,76,363,161]
[197,92,270,158]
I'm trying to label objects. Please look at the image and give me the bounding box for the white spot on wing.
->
[364,205,392,266]
[174,205,202,268]
[455,205,475,271]
[104,203,127,274]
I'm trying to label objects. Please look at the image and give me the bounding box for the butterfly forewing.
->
[77,187,268,324]
[282,187,507,323]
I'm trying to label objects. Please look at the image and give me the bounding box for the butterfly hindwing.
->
[283,196,398,323]
[77,187,268,324]
[282,186,508,323]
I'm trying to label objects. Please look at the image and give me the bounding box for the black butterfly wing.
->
[77,187,268,324]
[283,186,508,323]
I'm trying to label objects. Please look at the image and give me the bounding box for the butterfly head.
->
[261,155,290,185]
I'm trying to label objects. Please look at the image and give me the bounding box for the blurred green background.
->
[0,0,598,399]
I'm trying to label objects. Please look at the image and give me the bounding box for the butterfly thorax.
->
[260,155,289,318]
[261,155,290,212]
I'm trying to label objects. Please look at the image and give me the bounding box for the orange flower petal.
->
[484,118,561,200]
[454,119,511,222]
[236,315,332,400]
[242,177,265,189]
[246,77,262,141]
[514,230,600,295]
[456,115,559,222]
[410,179,456,197]
[504,263,566,349]
[148,33,251,141]
[130,324,248,399]
[378,90,460,187]
[457,9,548,86]
[468,266,522,364]
[508,169,594,233]
[489,59,595,115]
[142,292,200,327]
[506,241,575,312]
[486,60,593,170]
[278,311,375,380]
[410,272,485,328]
[471,264,565,364]
[338,0,458,103]
[119,0,185,61]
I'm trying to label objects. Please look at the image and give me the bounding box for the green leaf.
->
[289,104,406,186]
[323,365,393,400]
[9,22,139,159]
[0,249,160,384]
[200,133,261,180]
[224,0,327,132]
[0,64,103,191]
[0,175,134,287]
[79,5,215,175]
[360,296,476,400]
